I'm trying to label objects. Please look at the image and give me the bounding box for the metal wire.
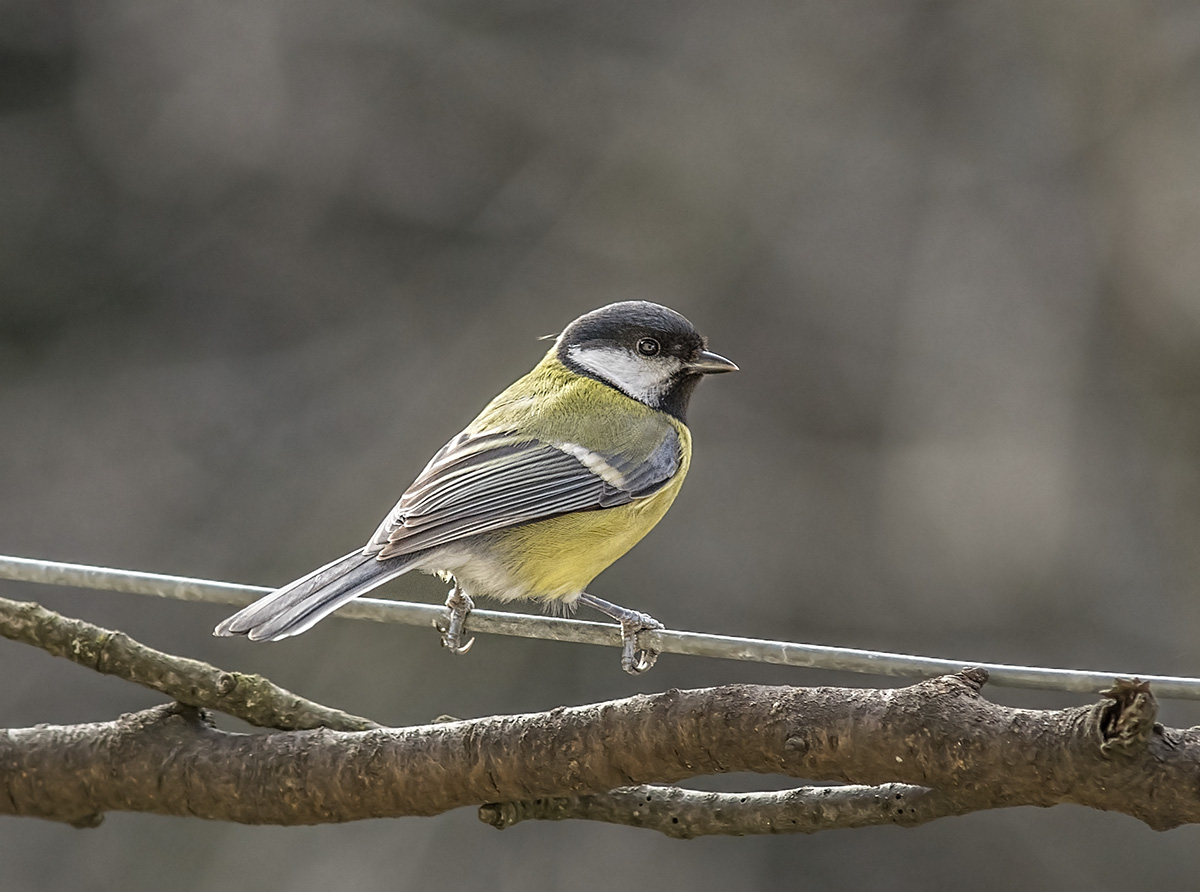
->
[3,553,1199,699]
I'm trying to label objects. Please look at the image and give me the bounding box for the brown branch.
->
[0,596,379,732]
[479,783,974,838]
[2,672,1198,832]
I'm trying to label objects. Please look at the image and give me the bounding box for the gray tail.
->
[213,550,415,641]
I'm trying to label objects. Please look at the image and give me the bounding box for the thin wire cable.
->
[2,553,1198,699]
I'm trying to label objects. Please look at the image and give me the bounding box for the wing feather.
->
[366,426,680,560]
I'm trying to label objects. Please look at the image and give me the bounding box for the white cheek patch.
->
[566,345,679,405]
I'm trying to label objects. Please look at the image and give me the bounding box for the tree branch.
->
[3,672,1198,832]
[0,596,379,732]
[479,783,973,838]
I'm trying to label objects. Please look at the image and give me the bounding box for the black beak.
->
[688,349,739,374]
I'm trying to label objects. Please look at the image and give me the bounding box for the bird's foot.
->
[617,611,664,674]
[438,586,476,654]
[576,593,664,675]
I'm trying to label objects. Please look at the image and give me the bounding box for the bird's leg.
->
[576,593,663,674]
[439,584,476,655]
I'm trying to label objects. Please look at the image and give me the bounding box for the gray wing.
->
[366,427,680,559]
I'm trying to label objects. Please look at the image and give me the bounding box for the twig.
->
[479,783,970,838]
[4,553,1200,699]
[0,596,379,732]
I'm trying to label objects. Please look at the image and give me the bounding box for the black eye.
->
[637,337,661,357]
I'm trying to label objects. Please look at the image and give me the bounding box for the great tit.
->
[214,301,737,673]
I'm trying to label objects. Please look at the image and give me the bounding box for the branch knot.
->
[1095,679,1156,758]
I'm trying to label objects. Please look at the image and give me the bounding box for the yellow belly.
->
[485,479,684,600]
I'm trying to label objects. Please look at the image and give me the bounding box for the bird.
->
[214,301,737,673]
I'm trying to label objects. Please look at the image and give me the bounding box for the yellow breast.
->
[453,353,694,601]
[486,467,688,600]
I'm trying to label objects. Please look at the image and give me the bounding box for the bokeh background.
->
[5,1,1200,889]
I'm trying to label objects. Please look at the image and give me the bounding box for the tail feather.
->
[213,550,415,641]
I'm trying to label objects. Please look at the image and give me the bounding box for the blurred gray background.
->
[4,1,1200,889]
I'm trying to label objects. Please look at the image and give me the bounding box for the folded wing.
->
[366,427,681,559]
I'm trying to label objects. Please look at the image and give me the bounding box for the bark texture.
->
[0,596,378,731]
[478,783,967,838]
[3,672,1197,833]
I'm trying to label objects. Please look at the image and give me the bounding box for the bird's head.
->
[557,301,737,421]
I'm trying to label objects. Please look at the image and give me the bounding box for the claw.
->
[575,592,664,675]
[619,612,664,675]
[438,586,476,655]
